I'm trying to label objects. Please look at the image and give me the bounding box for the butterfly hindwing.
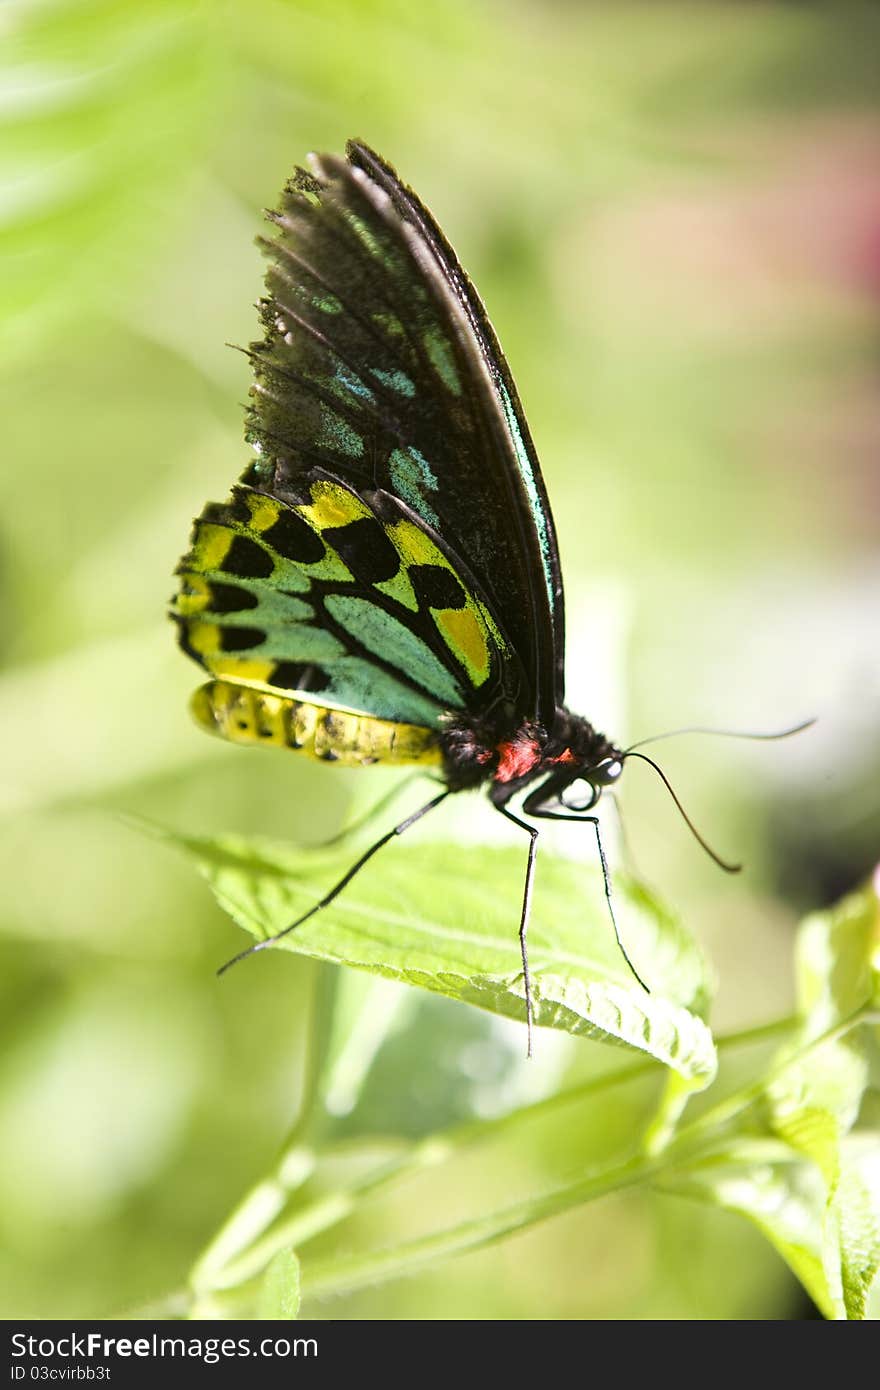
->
[173,471,517,730]
[241,142,563,725]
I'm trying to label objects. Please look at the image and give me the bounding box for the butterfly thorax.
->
[439,707,622,800]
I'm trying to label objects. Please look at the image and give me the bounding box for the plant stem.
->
[301,1149,670,1299]
[296,1017,821,1302]
[189,1010,806,1297]
[190,1145,316,1292]
[206,1058,658,1290]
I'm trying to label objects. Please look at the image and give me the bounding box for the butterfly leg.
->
[493,803,540,1058]
[583,814,649,993]
[218,788,451,976]
[312,771,442,850]
[525,802,649,994]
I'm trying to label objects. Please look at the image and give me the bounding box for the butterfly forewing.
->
[238,143,563,726]
[345,141,565,711]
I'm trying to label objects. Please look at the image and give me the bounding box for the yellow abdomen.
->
[190,680,442,769]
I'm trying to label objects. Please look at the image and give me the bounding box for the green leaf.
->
[659,1142,835,1319]
[795,877,880,1026]
[256,1247,301,1321]
[832,1136,880,1322]
[158,824,717,1085]
[648,882,880,1320]
[766,879,880,1319]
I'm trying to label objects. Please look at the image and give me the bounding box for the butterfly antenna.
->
[624,717,815,754]
[622,751,741,873]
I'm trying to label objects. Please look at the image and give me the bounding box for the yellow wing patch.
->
[387,519,506,687]
[190,523,235,572]
[434,608,491,686]
[245,493,283,532]
[300,478,373,530]
[388,518,446,568]
[175,573,213,617]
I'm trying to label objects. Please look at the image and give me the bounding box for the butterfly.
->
[172,140,737,1051]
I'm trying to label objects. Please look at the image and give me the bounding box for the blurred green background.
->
[2,0,878,1319]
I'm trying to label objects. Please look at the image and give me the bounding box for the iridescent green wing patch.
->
[239,143,562,725]
[173,473,515,729]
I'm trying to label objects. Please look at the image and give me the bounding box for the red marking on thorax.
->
[551,748,577,766]
[494,735,542,783]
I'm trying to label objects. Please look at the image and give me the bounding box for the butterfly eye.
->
[559,778,600,812]
[592,757,623,787]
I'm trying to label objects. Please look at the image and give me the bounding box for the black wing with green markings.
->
[239,140,565,726]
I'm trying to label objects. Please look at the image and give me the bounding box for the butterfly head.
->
[519,740,624,819]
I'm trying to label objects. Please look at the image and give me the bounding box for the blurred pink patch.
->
[573,117,880,333]
[562,115,880,544]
